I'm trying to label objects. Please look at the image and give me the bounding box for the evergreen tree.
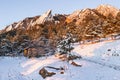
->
[57,32,74,56]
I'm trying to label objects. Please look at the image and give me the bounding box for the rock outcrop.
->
[96,4,119,18]
[65,4,120,41]
[1,10,54,33]
[36,9,53,24]
[0,4,120,56]
[39,67,56,79]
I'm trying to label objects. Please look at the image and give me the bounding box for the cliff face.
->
[96,4,119,18]
[2,10,53,32]
[66,4,119,23]
[0,10,66,56]
[2,4,120,39]
[0,4,120,57]
[66,5,120,40]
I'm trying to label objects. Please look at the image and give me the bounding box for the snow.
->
[73,39,120,66]
[21,56,59,75]
[1,39,120,80]
[0,57,26,80]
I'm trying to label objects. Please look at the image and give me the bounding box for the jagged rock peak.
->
[66,8,96,24]
[66,4,120,24]
[96,4,119,18]
[68,10,81,18]
[1,10,54,32]
[66,10,81,23]
[36,9,53,24]
[96,4,118,10]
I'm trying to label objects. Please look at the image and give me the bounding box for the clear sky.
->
[0,0,120,29]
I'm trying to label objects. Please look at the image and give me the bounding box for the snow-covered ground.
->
[1,39,120,80]
[73,39,120,67]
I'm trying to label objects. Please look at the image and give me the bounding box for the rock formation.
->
[0,4,120,57]
[36,9,53,24]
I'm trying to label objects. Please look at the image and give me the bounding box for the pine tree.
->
[57,32,74,56]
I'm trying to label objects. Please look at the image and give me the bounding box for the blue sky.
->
[0,0,119,29]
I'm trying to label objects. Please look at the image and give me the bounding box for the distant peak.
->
[96,4,118,10]
[96,4,119,18]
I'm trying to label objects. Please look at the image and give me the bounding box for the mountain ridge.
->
[0,4,120,57]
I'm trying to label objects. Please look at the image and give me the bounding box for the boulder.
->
[39,67,56,79]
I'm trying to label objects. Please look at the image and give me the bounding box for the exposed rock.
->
[5,25,13,32]
[23,37,55,58]
[96,4,119,18]
[66,10,81,23]
[46,66,64,70]
[25,47,46,58]
[39,67,56,79]
[1,4,120,56]
[60,71,64,74]
[36,9,53,24]
[46,66,65,74]
[116,11,120,20]
[65,4,120,41]
[70,61,82,67]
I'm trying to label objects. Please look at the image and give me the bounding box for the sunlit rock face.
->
[36,9,53,24]
[66,4,119,25]
[2,10,54,33]
[1,4,120,57]
[96,4,119,18]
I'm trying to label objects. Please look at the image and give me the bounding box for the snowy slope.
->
[1,39,120,80]
[73,39,120,67]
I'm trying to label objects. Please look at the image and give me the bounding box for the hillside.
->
[0,4,120,56]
